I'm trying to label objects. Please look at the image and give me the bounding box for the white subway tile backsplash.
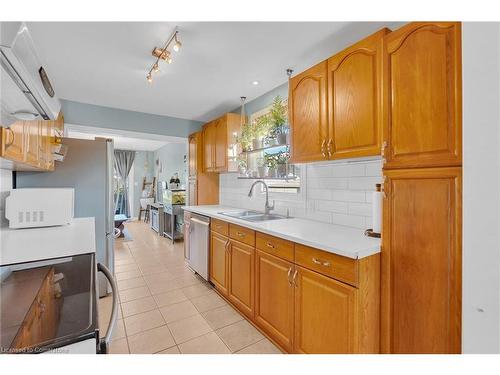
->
[219,159,382,229]
[365,160,383,176]
[348,176,383,190]
[315,200,348,214]
[348,202,372,216]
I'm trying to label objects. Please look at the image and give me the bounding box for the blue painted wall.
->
[232,82,288,116]
[61,100,203,138]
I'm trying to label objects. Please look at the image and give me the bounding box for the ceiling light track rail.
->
[147,27,182,83]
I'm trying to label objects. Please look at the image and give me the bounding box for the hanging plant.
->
[269,95,288,144]
[237,122,253,151]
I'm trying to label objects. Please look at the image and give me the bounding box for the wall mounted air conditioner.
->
[0,22,61,126]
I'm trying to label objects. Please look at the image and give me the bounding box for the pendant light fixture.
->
[147,28,182,84]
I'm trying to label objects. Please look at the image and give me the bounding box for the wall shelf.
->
[237,176,298,180]
[241,143,288,155]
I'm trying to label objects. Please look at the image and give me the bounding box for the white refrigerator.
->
[16,137,115,297]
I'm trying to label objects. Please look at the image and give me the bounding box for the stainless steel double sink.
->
[218,210,288,222]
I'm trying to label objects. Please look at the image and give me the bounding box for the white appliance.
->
[186,213,210,281]
[0,22,61,125]
[0,218,119,354]
[16,138,115,297]
[5,188,74,228]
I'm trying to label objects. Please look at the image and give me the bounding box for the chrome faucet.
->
[248,180,275,215]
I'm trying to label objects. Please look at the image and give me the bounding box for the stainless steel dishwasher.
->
[186,213,210,281]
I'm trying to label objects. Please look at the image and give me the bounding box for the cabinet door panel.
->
[202,123,214,172]
[384,22,462,168]
[25,120,41,166]
[294,266,357,354]
[210,231,229,296]
[381,167,461,353]
[2,121,25,161]
[255,250,294,352]
[228,240,254,318]
[214,118,227,172]
[289,61,328,163]
[328,29,387,159]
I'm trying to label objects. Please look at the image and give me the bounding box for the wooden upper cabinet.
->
[210,231,229,296]
[255,250,294,352]
[201,113,241,173]
[328,28,388,159]
[381,167,462,353]
[289,60,329,163]
[294,265,357,354]
[188,132,199,178]
[383,22,462,169]
[214,118,227,172]
[202,122,215,172]
[228,239,255,318]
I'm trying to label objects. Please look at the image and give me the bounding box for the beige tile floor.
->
[99,220,282,354]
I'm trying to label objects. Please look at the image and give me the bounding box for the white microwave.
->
[5,188,74,228]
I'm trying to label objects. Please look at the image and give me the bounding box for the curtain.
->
[114,150,136,217]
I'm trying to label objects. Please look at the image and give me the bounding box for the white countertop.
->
[183,205,380,259]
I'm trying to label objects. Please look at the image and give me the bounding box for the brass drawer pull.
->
[215,224,222,229]
[287,267,293,286]
[327,138,333,158]
[266,242,275,249]
[237,231,245,238]
[312,258,331,267]
[5,128,14,147]
[321,139,327,158]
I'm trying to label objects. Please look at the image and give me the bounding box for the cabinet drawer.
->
[211,218,229,236]
[229,224,255,247]
[256,232,294,262]
[295,244,358,287]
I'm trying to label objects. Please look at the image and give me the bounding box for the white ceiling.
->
[27,22,395,122]
[65,124,182,151]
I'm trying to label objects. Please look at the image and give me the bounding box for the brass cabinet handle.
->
[327,138,333,158]
[215,224,222,229]
[312,257,331,267]
[4,127,14,147]
[237,231,245,238]
[321,139,327,158]
[381,141,388,157]
[292,269,298,287]
[287,267,293,286]
[225,240,230,253]
[266,242,275,249]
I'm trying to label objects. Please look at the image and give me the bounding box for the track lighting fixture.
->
[146,28,182,83]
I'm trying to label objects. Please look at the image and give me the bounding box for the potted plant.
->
[252,115,271,150]
[237,122,253,151]
[264,153,278,178]
[275,148,290,178]
[269,95,288,145]
[237,154,248,176]
[256,157,269,178]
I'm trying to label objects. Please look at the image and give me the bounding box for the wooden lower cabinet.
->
[294,266,357,353]
[381,167,462,353]
[255,250,294,352]
[227,240,255,318]
[208,218,380,354]
[209,231,229,296]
